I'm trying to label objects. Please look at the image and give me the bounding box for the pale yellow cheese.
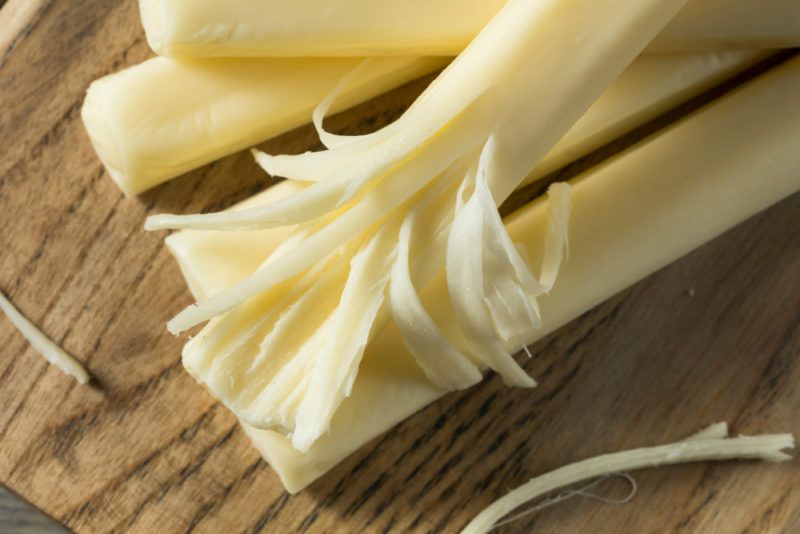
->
[525,50,767,183]
[462,424,794,534]
[81,56,444,196]
[167,56,800,492]
[140,0,800,57]
[83,51,763,197]
[648,0,800,53]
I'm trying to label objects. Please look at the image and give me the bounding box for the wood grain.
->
[0,1,798,532]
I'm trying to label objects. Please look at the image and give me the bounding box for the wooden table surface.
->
[1,1,798,532]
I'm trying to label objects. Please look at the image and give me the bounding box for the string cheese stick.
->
[523,49,767,185]
[648,0,800,53]
[154,0,694,452]
[82,51,764,197]
[81,56,444,196]
[0,292,90,384]
[140,0,800,58]
[166,54,800,492]
[461,424,794,534]
[164,50,766,274]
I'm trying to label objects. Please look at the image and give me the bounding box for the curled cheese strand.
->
[389,177,483,390]
[292,221,399,451]
[461,423,794,534]
[165,102,487,334]
[445,135,572,385]
[312,57,406,151]
[447,181,536,387]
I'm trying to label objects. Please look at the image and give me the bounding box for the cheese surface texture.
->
[525,50,766,183]
[82,50,762,197]
[140,0,800,57]
[167,56,800,492]
[81,56,444,196]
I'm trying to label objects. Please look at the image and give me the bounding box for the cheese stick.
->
[140,0,800,58]
[167,54,800,492]
[166,55,800,492]
[83,51,762,196]
[81,56,444,196]
[525,50,766,184]
[648,0,800,53]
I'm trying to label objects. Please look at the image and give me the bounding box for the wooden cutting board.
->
[1,1,798,532]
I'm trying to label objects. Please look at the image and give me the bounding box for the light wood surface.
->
[0,0,798,532]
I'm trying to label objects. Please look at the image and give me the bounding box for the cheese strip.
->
[82,50,761,198]
[140,0,800,58]
[648,0,800,53]
[524,50,766,184]
[167,55,800,493]
[462,424,794,534]
[81,56,444,196]
[0,292,90,384]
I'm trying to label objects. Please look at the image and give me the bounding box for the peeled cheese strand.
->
[152,0,686,330]
[461,424,794,534]
[82,56,444,196]
[166,54,800,493]
[0,292,90,385]
[388,176,483,390]
[83,48,763,197]
[291,221,399,451]
[145,0,689,451]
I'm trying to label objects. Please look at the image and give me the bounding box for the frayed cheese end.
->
[461,424,794,534]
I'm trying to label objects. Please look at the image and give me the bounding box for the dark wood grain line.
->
[294,429,409,532]
[740,490,790,534]
[4,97,84,180]
[63,402,219,525]
[9,164,106,294]
[175,426,238,488]
[744,314,800,414]
[117,424,239,531]
[89,242,164,359]
[0,364,49,443]
[1,26,142,179]
[412,451,467,502]
[401,445,443,486]
[343,473,389,518]
[251,493,291,534]
[7,409,102,479]
[0,344,30,386]
[186,459,263,534]
[674,489,718,530]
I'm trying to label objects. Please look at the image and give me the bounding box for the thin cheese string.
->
[490,473,637,531]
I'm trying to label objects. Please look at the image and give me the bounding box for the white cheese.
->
[167,54,800,493]
[140,0,799,57]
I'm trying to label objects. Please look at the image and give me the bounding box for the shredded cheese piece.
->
[0,292,90,384]
[461,423,794,534]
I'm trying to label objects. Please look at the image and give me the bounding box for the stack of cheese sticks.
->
[82,0,799,508]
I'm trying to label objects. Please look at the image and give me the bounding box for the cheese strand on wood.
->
[461,424,794,534]
[0,292,90,384]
